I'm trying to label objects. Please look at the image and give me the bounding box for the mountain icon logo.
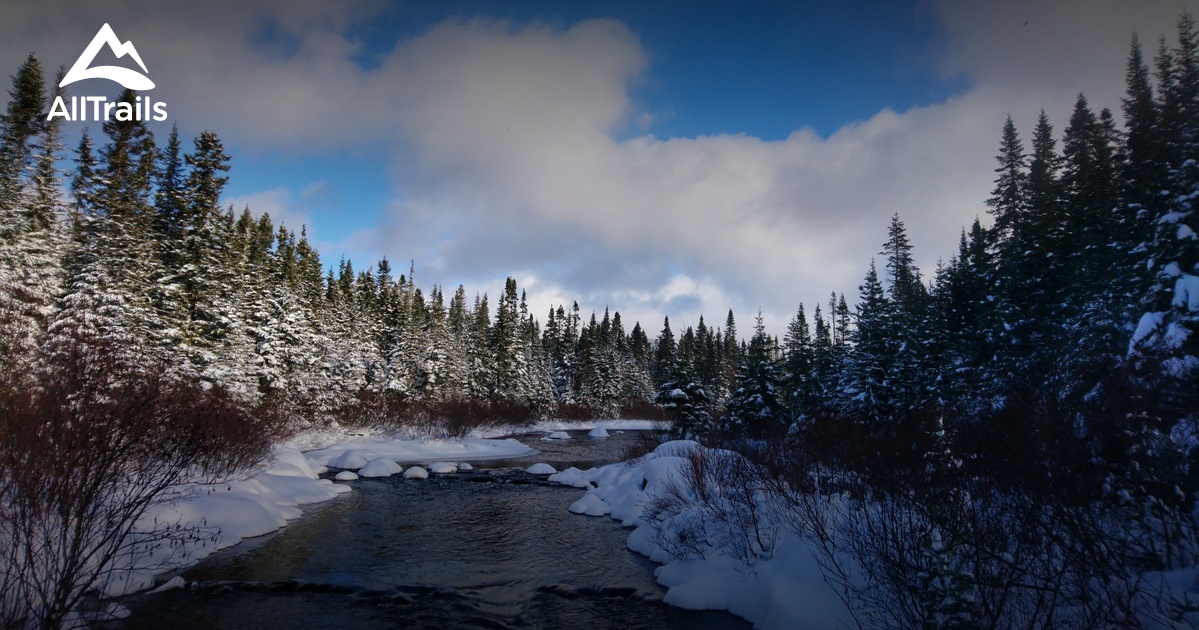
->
[60,24,155,90]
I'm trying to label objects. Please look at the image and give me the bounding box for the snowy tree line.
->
[636,17,1199,628]
[0,55,695,423]
[658,18,1199,460]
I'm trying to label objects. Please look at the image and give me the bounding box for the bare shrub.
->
[620,428,669,461]
[643,447,779,567]
[617,399,674,422]
[332,392,537,438]
[0,328,275,629]
[556,402,603,421]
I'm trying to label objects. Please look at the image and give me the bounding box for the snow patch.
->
[548,441,853,629]
[1173,274,1199,311]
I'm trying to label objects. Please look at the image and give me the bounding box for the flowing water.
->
[113,430,749,629]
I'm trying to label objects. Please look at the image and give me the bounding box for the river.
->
[113,429,749,629]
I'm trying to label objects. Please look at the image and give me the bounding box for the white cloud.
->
[2,0,1192,334]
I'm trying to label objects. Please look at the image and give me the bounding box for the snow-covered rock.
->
[428,461,458,474]
[147,576,185,594]
[358,457,402,478]
[458,463,474,472]
[548,467,596,489]
[588,426,609,438]
[546,431,571,440]
[327,449,376,470]
[334,471,359,481]
[569,492,610,516]
[525,463,557,475]
[403,466,429,480]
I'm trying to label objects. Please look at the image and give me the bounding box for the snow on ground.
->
[100,447,350,598]
[472,418,667,439]
[549,440,853,630]
[102,432,536,600]
[307,436,535,469]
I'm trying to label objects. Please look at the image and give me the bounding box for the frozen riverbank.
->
[116,429,748,630]
[105,433,539,604]
[548,441,853,629]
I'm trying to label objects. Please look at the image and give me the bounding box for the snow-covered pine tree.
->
[656,326,714,440]
[653,315,677,388]
[782,303,814,418]
[0,61,65,371]
[51,90,159,368]
[842,261,892,423]
[623,321,656,405]
[725,311,787,438]
[1131,14,1199,420]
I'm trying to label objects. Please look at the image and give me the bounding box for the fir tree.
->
[726,311,787,437]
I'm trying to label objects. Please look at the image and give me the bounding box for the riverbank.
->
[105,420,668,620]
[102,430,543,605]
[548,440,853,629]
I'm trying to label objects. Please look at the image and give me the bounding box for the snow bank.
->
[548,440,851,629]
[305,437,534,469]
[100,447,350,598]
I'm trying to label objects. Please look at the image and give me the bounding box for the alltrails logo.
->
[46,23,168,122]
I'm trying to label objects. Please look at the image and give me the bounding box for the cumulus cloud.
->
[0,0,1191,333]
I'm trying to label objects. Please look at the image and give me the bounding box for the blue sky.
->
[1,0,1191,333]
[337,0,964,139]
[225,0,967,246]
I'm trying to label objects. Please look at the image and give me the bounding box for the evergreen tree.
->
[654,316,677,386]
[782,303,814,416]
[987,116,1027,243]
[843,261,891,423]
[0,61,63,370]
[0,53,45,240]
[726,311,787,437]
[657,326,714,440]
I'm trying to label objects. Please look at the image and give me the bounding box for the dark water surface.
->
[114,430,749,629]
